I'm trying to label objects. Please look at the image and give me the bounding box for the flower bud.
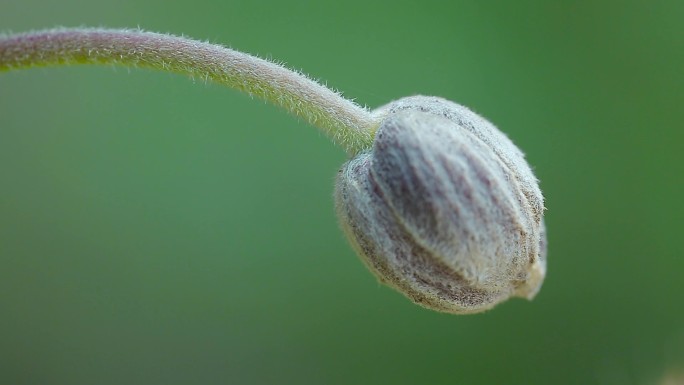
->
[335,96,546,314]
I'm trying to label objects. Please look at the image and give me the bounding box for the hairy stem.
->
[0,28,379,154]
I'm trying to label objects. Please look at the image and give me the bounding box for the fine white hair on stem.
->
[0,28,379,154]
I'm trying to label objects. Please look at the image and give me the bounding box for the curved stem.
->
[0,28,379,154]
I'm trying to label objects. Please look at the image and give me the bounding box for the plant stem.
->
[0,28,379,154]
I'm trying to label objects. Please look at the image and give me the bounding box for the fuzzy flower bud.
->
[335,96,546,314]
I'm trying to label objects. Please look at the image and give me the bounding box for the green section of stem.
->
[0,28,379,154]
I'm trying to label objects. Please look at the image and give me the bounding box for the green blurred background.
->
[1,1,683,384]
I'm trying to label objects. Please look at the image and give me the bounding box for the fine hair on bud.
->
[336,96,546,314]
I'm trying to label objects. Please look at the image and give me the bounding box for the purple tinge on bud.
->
[335,96,546,314]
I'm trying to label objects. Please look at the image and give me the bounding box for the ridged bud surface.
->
[335,96,546,314]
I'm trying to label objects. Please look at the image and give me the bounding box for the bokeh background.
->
[1,1,683,384]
